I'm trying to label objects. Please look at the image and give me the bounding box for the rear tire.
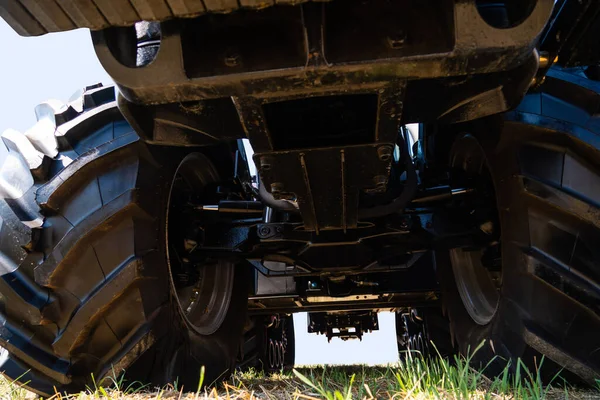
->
[0,86,247,395]
[440,68,600,384]
[239,315,295,372]
[395,308,453,359]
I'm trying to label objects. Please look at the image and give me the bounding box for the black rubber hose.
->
[358,128,418,219]
[257,175,299,212]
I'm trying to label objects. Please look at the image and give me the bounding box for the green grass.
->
[1,349,599,399]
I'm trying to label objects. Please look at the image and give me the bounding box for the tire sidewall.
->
[440,118,531,373]
[138,147,248,388]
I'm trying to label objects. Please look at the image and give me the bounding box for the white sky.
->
[294,312,398,366]
[0,18,399,365]
[0,19,111,133]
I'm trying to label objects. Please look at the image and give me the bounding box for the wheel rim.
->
[417,333,426,355]
[166,153,235,335]
[269,340,275,368]
[451,248,499,325]
[278,341,284,368]
[449,134,501,326]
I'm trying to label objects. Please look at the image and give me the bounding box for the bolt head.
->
[387,31,407,49]
[372,175,388,192]
[377,145,393,162]
[260,156,272,171]
[224,53,240,67]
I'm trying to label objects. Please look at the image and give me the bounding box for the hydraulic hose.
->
[358,127,418,219]
[257,175,299,212]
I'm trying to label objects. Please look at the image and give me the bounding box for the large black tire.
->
[395,308,453,359]
[238,315,295,372]
[440,68,600,384]
[0,85,247,396]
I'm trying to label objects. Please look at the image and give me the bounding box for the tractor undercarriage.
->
[88,0,550,340]
[87,0,554,340]
[3,0,600,392]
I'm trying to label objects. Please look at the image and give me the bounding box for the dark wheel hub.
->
[167,154,235,335]
[450,247,500,325]
[449,135,502,326]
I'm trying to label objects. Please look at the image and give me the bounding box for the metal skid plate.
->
[255,144,392,232]
[236,79,401,232]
